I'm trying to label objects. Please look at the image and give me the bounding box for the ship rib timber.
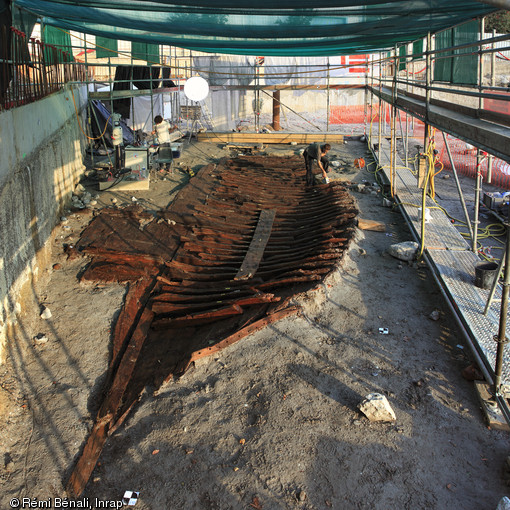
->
[67,155,357,497]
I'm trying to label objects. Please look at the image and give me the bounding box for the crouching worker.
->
[152,115,176,171]
[303,143,331,186]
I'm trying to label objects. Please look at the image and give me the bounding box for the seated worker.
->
[303,143,331,186]
[152,115,176,170]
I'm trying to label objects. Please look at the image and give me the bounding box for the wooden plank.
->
[67,307,154,497]
[474,381,510,432]
[151,303,244,329]
[196,132,344,144]
[175,306,300,374]
[235,209,276,280]
[111,279,152,368]
[358,218,386,232]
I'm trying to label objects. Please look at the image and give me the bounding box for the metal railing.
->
[0,26,87,111]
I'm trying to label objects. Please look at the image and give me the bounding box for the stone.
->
[60,216,68,223]
[387,241,419,262]
[298,490,307,502]
[34,333,49,345]
[358,393,396,422]
[40,307,52,320]
[496,497,510,510]
[111,198,117,204]
[52,263,62,270]
[429,310,440,321]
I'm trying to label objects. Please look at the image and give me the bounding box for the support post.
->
[442,131,474,242]
[473,149,483,252]
[494,207,510,396]
[479,17,485,116]
[378,52,383,157]
[390,45,398,197]
[424,32,432,153]
[326,58,330,132]
[272,90,280,131]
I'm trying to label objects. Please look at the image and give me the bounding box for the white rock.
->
[429,310,440,321]
[131,196,138,202]
[90,200,97,206]
[331,161,341,168]
[358,393,396,422]
[60,216,68,223]
[387,241,419,262]
[33,334,49,345]
[112,198,118,204]
[496,497,510,510]
[40,307,52,320]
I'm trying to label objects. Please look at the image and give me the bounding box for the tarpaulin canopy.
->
[13,0,495,56]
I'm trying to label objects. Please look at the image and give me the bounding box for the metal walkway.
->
[376,139,510,391]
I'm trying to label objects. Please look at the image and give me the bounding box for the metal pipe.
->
[326,57,330,132]
[442,131,475,242]
[473,150,483,252]
[390,44,398,196]
[494,207,510,396]
[479,16,485,116]
[378,52,383,156]
[491,29,496,88]
[488,154,494,183]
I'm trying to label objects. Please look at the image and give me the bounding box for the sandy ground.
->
[1,137,510,510]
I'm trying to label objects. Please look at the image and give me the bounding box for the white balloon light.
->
[184,76,209,101]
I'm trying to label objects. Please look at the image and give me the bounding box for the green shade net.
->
[452,21,478,85]
[42,24,73,63]
[434,20,478,85]
[132,41,160,64]
[434,29,452,82]
[14,0,495,56]
[412,40,423,60]
[398,45,406,71]
[95,35,117,58]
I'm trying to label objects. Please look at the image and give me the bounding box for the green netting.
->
[13,0,495,57]
[42,24,73,63]
[412,40,423,60]
[132,42,160,64]
[95,36,117,58]
[452,21,478,85]
[434,21,478,85]
[398,45,406,71]
[434,30,452,82]
[12,4,37,38]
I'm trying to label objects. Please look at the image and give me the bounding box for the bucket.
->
[474,262,498,290]
[171,143,182,159]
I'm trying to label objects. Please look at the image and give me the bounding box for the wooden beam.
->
[236,209,276,280]
[196,132,344,144]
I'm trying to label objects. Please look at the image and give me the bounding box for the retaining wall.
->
[0,85,88,363]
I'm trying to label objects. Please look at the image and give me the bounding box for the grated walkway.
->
[376,139,510,390]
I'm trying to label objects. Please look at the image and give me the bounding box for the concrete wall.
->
[0,85,88,363]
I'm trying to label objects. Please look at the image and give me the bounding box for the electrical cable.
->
[70,86,111,140]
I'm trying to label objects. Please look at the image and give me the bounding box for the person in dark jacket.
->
[303,143,331,186]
